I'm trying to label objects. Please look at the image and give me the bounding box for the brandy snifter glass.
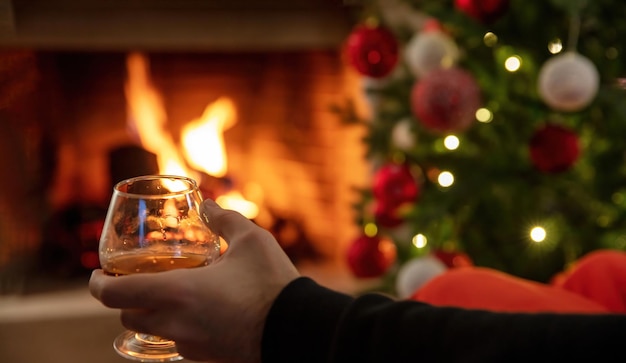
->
[98,175,220,362]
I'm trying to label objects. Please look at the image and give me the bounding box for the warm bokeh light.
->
[216,190,259,219]
[530,226,546,242]
[504,55,522,72]
[412,233,427,248]
[438,171,454,187]
[444,135,460,150]
[476,108,493,123]
[364,222,378,237]
[378,236,398,264]
[483,32,498,47]
[606,47,619,60]
[548,38,563,54]
[612,191,625,205]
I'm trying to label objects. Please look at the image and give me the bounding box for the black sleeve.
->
[262,277,626,363]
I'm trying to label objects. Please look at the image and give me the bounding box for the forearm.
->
[262,277,626,363]
[261,277,353,363]
[332,294,625,362]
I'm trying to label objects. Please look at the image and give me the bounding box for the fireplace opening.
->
[0,48,370,293]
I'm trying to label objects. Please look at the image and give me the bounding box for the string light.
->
[529,226,546,243]
[443,135,460,150]
[483,32,498,47]
[606,47,619,60]
[364,222,378,237]
[412,234,428,248]
[596,215,611,227]
[615,236,626,249]
[524,220,561,253]
[504,55,522,72]
[612,191,625,205]
[438,171,454,187]
[475,108,493,123]
[548,38,563,54]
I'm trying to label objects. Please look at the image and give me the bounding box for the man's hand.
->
[90,199,300,362]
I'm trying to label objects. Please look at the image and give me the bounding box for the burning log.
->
[108,144,159,186]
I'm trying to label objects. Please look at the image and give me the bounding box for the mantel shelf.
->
[0,0,355,51]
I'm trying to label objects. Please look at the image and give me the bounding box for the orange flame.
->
[216,190,260,219]
[181,98,236,178]
[124,52,259,218]
[125,52,192,179]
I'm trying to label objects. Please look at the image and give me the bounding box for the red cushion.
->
[552,250,626,313]
[411,266,609,314]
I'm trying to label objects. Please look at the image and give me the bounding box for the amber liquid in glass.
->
[103,253,209,276]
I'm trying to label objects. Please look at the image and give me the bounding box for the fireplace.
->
[0,1,372,293]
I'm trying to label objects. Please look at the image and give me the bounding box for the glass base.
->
[114,330,184,362]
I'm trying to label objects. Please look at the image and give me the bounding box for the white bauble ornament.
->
[391,118,416,151]
[395,256,447,299]
[404,31,460,78]
[378,0,429,32]
[537,52,600,112]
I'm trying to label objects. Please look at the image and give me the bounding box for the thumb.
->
[200,199,269,248]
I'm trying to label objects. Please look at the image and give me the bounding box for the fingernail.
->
[201,199,218,224]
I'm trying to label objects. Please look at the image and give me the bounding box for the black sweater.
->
[262,277,626,362]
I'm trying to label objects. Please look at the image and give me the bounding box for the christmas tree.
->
[340,0,626,294]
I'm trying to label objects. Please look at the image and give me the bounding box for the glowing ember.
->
[216,190,260,219]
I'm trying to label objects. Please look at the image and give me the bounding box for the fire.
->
[216,190,260,220]
[181,97,236,178]
[125,52,193,179]
[124,52,258,218]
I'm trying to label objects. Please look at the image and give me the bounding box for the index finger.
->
[89,269,187,310]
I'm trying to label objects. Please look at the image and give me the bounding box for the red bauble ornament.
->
[345,24,399,78]
[372,163,420,206]
[529,124,581,173]
[455,0,510,24]
[374,201,405,228]
[433,249,474,269]
[346,234,396,278]
[410,67,481,133]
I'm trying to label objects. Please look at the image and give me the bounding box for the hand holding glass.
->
[98,175,220,362]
